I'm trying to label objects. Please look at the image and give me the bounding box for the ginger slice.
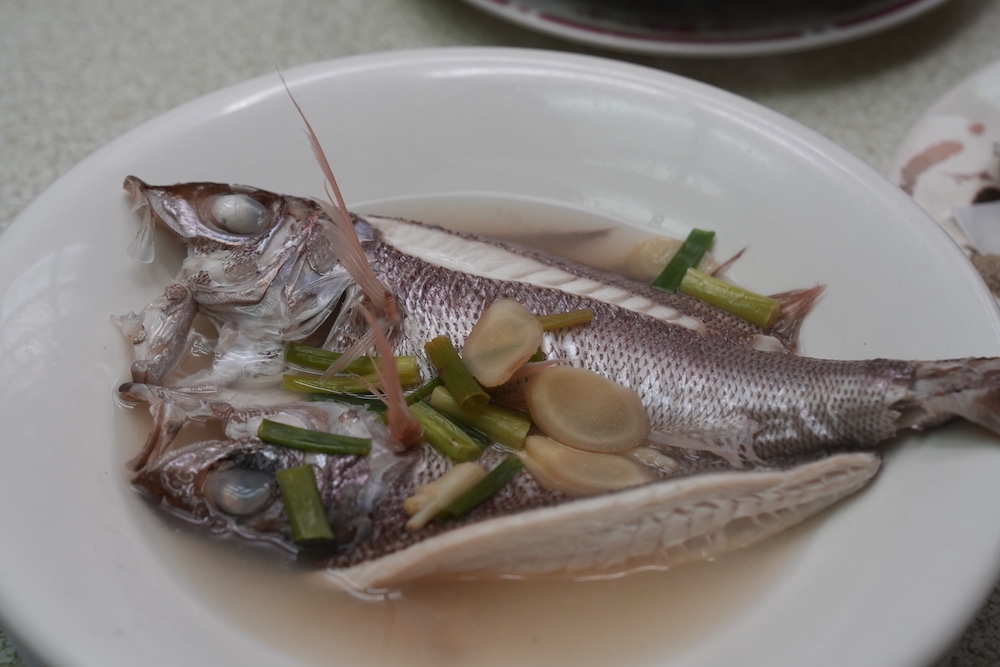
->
[462,298,544,388]
[522,435,654,497]
[525,366,649,453]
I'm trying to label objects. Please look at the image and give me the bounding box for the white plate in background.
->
[462,0,950,57]
[888,58,1000,253]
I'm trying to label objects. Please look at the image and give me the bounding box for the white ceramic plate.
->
[888,59,1000,254]
[461,0,950,57]
[2,49,1000,667]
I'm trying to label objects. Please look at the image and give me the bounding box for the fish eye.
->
[210,468,276,516]
[208,194,270,234]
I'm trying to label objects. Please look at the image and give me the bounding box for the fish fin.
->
[504,358,569,383]
[767,285,826,354]
[279,72,400,324]
[711,247,746,276]
[647,417,762,468]
[119,383,196,471]
[321,327,377,379]
[358,305,423,449]
[896,358,1000,436]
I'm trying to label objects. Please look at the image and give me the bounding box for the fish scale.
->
[364,223,916,463]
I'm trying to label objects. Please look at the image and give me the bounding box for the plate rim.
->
[460,0,951,57]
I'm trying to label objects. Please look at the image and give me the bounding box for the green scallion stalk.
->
[536,308,593,331]
[437,457,525,521]
[275,465,335,544]
[405,377,444,406]
[282,374,381,395]
[651,228,716,293]
[284,341,419,379]
[428,386,530,450]
[424,336,490,410]
[679,268,781,330]
[258,418,371,456]
[409,402,485,462]
[305,392,388,414]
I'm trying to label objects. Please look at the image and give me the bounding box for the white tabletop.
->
[3,0,1000,665]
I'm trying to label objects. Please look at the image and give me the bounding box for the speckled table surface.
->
[3,0,1000,665]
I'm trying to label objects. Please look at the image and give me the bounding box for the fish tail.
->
[769,285,826,353]
[897,358,1000,435]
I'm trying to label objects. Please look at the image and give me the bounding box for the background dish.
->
[460,0,950,57]
[2,49,1000,667]
[888,58,1000,254]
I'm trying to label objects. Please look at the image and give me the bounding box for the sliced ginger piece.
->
[621,236,718,282]
[522,435,655,497]
[525,366,649,453]
[462,298,544,387]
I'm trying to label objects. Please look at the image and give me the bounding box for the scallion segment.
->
[406,377,444,406]
[424,336,489,409]
[305,392,388,414]
[537,308,594,331]
[284,342,419,379]
[258,418,371,456]
[651,228,715,293]
[409,401,485,462]
[679,268,781,330]
[428,386,530,450]
[438,457,525,521]
[404,462,486,531]
[282,373,380,395]
[275,465,335,544]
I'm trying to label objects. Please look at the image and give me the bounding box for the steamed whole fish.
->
[116,177,1000,591]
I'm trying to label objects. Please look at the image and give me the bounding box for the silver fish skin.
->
[124,381,879,590]
[118,179,1000,589]
[116,177,818,393]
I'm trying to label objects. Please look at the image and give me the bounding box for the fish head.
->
[132,438,303,550]
[130,419,411,558]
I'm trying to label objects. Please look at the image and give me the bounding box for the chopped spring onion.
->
[409,401,486,462]
[424,335,489,409]
[524,366,649,454]
[405,377,444,406]
[285,342,418,378]
[651,228,715,293]
[437,456,525,521]
[428,386,531,450]
[282,358,421,394]
[536,308,594,331]
[282,373,383,395]
[275,465,335,544]
[679,268,780,330]
[404,462,486,531]
[258,418,371,456]
[305,392,388,414]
